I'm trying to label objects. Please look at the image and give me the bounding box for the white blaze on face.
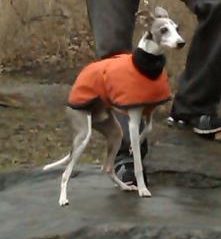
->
[138,32,163,55]
[152,18,185,48]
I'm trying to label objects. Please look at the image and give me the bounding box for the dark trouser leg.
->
[172,0,221,120]
[86,0,139,59]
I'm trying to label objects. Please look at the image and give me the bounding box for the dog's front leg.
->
[140,113,152,145]
[128,108,151,197]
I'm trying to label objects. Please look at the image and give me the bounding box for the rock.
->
[1,165,221,239]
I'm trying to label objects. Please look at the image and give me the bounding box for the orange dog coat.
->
[68,54,171,110]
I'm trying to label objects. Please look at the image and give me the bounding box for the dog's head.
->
[137,6,185,50]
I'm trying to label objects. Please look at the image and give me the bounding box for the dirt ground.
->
[0,77,107,171]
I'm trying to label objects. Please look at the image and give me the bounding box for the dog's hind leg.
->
[140,113,152,145]
[94,111,122,173]
[94,111,136,191]
[128,108,151,197]
[59,109,92,206]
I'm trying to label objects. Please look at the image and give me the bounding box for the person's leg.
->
[86,0,148,185]
[170,0,221,134]
[86,0,139,59]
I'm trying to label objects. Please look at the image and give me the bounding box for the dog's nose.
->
[177,41,186,49]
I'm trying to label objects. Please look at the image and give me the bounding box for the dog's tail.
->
[43,153,71,171]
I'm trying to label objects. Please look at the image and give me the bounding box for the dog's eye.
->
[160,27,168,34]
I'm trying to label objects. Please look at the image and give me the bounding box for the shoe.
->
[167,114,221,135]
[114,154,148,187]
[114,134,148,186]
[192,115,221,134]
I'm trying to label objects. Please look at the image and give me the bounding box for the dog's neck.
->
[132,32,166,79]
[138,32,163,56]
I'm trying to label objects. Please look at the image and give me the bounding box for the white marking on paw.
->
[59,198,69,207]
[121,184,138,191]
[138,188,152,197]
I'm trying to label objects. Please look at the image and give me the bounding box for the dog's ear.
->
[154,7,169,18]
[136,10,155,28]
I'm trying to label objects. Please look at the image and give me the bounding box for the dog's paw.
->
[138,188,152,197]
[121,184,137,191]
[127,185,138,191]
[59,198,69,207]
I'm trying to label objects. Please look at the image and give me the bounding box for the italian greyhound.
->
[43,6,185,206]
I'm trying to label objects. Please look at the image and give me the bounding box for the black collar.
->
[132,48,166,79]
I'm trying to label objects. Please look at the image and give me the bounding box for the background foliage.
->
[0,0,196,84]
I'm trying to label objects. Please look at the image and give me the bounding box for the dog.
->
[43,6,185,206]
